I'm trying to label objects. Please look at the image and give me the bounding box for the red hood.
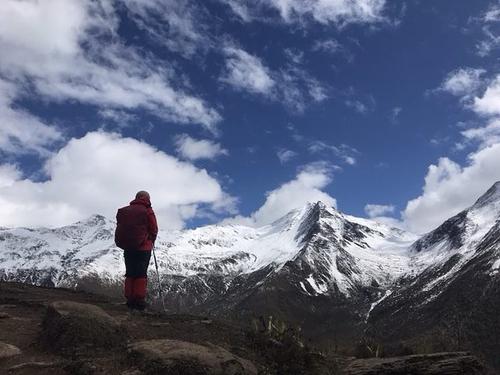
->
[130,197,152,208]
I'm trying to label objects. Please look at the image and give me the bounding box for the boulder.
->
[0,341,21,359]
[42,301,126,353]
[344,352,488,375]
[129,339,258,375]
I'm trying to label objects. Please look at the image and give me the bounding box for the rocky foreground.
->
[0,282,492,374]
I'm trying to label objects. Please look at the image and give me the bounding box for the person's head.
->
[135,190,150,201]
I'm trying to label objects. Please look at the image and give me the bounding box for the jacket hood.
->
[130,197,152,208]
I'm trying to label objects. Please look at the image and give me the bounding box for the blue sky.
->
[0,0,499,233]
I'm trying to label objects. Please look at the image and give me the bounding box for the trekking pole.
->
[152,245,167,312]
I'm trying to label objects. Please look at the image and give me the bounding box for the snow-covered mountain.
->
[0,202,416,296]
[370,181,500,312]
[368,182,500,363]
[1,182,500,349]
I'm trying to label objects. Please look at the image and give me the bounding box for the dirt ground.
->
[0,282,340,375]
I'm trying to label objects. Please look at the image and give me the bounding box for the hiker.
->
[115,191,158,310]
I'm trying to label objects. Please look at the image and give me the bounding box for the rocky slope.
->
[0,281,490,375]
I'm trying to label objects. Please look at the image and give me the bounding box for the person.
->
[115,191,158,310]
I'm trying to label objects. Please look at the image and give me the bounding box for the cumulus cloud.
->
[473,75,500,116]
[225,163,336,227]
[0,0,220,133]
[174,134,228,161]
[364,204,395,218]
[402,143,500,233]
[407,60,500,234]
[221,0,387,27]
[0,131,236,229]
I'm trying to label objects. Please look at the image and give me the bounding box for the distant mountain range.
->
[1,182,500,364]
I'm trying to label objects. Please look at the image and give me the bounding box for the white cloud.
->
[344,92,376,114]
[225,163,336,227]
[476,3,500,56]
[0,131,236,229]
[407,57,500,234]
[98,109,138,127]
[390,106,402,123]
[312,39,342,54]
[223,1,254,22]
[473,75,500,116]
[278,59,330,112]
[440,68,486,98]
[221,47,276,95]
[276,149,298,164]
[308,81,329,102]
[222,0,387,27]
[308,141,357,165]
[220,46,328,112]
[123,0,212,58]
[364,204,395,218]
[0,164,21,188]
[462,118,500,148]
[345,99,368,113]
[0,0,220,132]
[402,143,500,234]
[174,134,228,161]
[484,2,500,22]
[0,79,63,155]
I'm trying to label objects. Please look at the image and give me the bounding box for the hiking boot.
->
[134,300,148,311]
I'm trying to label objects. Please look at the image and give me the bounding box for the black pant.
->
[124,250,151,277]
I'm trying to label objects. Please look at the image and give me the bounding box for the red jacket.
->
[115,197,158,251]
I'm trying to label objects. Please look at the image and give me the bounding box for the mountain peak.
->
[311,200,339,215]
[472,181,500,209]
[75,214,108,227]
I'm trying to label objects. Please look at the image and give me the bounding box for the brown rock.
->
[344,352,488,375]
[42,301,126,353]
[129,339,258,375]
[0,341,21,359]
[0,312,10,319]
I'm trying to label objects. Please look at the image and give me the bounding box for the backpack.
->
[115,205,149,250]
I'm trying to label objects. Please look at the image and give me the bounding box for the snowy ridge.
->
[291,203,417,296]
[402,181,500,300]
[1,182,500,314]
[0,201,417,297]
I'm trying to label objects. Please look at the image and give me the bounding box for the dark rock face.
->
[42,301,126,353]
[344,352,488,375]
[412,211,468,253]
[129,339,258,375]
